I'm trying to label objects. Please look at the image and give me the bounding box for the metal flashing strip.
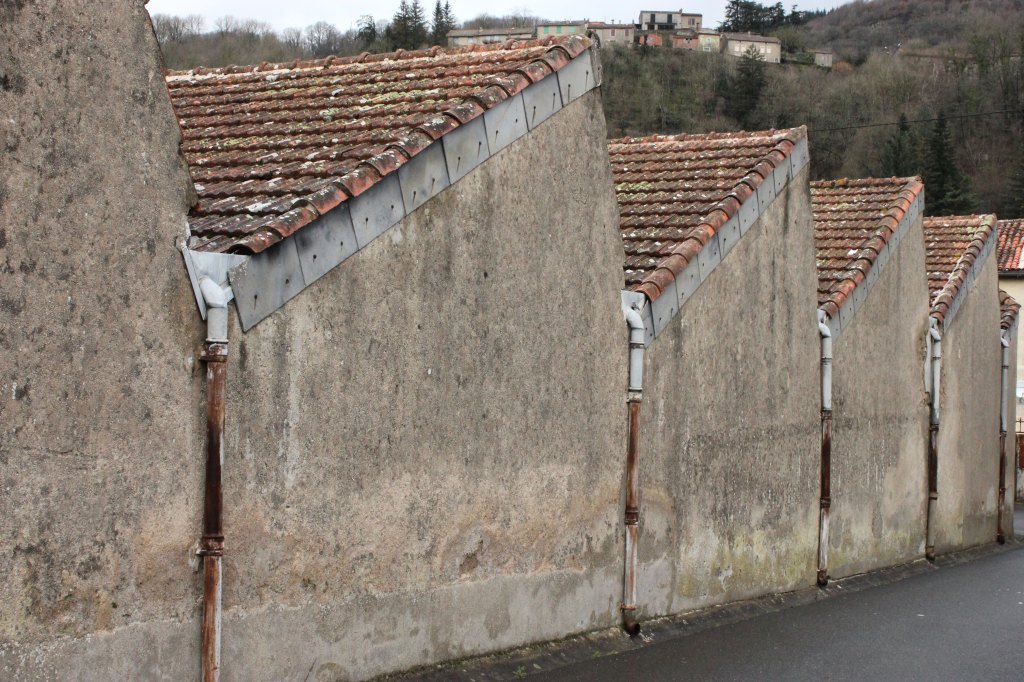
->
[207,50,600,331]
[940,225,997,332]
[826,189,925,341]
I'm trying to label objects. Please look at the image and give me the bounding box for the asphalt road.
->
[530,510,1024,682]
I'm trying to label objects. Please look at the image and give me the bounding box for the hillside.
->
[800,0,1024,61]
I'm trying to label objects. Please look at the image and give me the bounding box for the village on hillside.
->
[4,1,1024,681]
[447,10,833,67]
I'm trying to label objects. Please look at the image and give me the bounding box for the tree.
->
[881,114,919,177]
[356,15,378,49]
[922,111,978,216]
[728,45,767,127]
[430,1,456,46]
[305,21,343,57]
[386,0,429,50]
[1006,146,1024,219]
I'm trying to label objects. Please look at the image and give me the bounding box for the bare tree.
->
[304,21,344,57]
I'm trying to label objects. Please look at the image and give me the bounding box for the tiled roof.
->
[608,127,806,301]
[165,37,590,254]
[1000,289,1020,331]
[997,219,1024,272]
[923,214,997,324]
[809,177,924,318]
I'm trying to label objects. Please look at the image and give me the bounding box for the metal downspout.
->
[198,277,228,682]
[926,320,942,561]
[621,304,646,636]
[998,335,1010,544]
[817,313,833,586]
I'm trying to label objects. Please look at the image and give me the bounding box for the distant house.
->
[637,10,702,31]
[608,128,821,622]
[721,32,782,63]
[587,22,636,47]
[809,177,930,583]
[812,48,834,68]
[671,29,699,50]
[697,28,721,52]
[446,26,533,46]
[923,215,1005,553]
[536,21,586,38]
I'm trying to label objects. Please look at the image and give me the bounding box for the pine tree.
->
[728,45,766,128]
[386,0,428,50]
[922,111,978,216]
[881,114,919,177]
[430,0,456,46]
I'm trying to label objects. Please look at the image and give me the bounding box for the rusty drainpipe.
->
[816,312,833,586]
[621,303,646,636]
[998,334,1010,544]
[198,277,229,681]
[926,319,942,561]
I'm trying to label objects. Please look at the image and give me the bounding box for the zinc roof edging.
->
[823,182,924,340]
[642,130,810,343]
[183,48,601,331]
[929,215,998,334]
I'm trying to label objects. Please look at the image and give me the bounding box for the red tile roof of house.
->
[1000,289,1020,331]
[809,177,924,318]
[608,127,806,300]
[165,37,590,254]
[923,214,997,324]
[997,219,1024,272]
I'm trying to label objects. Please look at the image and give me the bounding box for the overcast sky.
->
[146,1,851,33]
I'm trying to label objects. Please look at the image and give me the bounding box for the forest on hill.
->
[151,0,1024,218]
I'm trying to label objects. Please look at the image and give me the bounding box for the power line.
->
[810,108,1023,134]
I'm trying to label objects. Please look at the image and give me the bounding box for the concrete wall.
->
[1,6,630,671]
[827,216,930,578]
[934,252,1002,553]
[635,165,822,616]
[0,0,203,676]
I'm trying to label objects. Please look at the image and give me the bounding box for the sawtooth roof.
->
[997,218,1024,273]
[165,37,590,254]
[809,176,924,318]
[608,127,806,301]
[923,214,997,324]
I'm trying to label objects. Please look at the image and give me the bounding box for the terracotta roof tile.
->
[809,177,924,315]
[608,127,807,298]
[165,37,591,254]
[1000,289,1020,331]
[923,214,997,324]
[997,219,1024,272]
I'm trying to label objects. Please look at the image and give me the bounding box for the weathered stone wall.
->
[636,165,822,615]
[0,0,203,676]
[933,252,1002,553]
[827,215,930,578]
[1,7,630,671]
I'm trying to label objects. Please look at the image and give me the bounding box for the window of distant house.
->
[556,26,562,33]
[650,13,655,23]
[543,26,549,34]
[611,28,616,35]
